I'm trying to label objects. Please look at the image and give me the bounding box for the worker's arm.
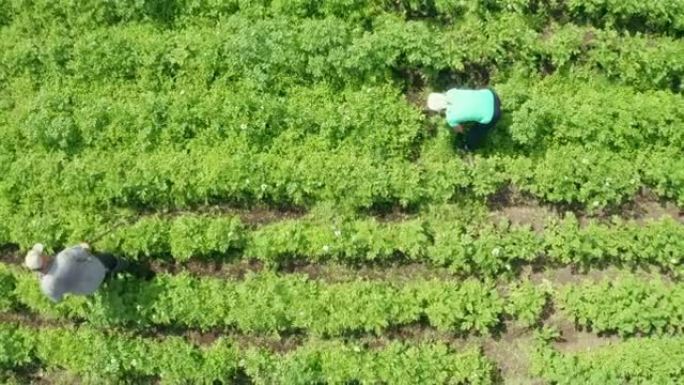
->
[445,106,464,133]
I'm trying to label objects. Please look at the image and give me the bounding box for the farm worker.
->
[24,243,127,303]
[427,88,502,150]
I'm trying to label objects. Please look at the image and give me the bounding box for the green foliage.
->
[169,214,245,261]
[0,265,17,312]
[0,2,682,384]
[0,322,495,384]
[0,324,34,370]
[532,336,684,385]
[0,11,681,240]
[91,214,684,277]
[560,275,684,336]
[508,75,684,151]
[8,263,683,343]
[639,149,684,205]
[545,215,684,271]
[2,264,506,336]
[244,340,495,385]
[246,217,431,265]
[413,279,505,334]
[517,145,642,209]
[505,280,550,327]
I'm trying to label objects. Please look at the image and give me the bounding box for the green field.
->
[0,0,683,384]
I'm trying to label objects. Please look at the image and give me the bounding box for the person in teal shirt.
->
[427,88,501,150]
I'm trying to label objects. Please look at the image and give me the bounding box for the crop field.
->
[0,0,683,384]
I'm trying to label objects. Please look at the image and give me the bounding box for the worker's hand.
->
[452,124,464,134]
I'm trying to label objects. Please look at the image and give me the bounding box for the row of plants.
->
[502,73,684,151]
[2,13,681,92]
[3,70,680,156]
[4,210,681,277]
[0,322,496,385]
[5,262,683,337]
[3,323,682,385]
[2,141,682,249]
[560,275,684,336]
[2,264,533,335]
[532,332,684,384]
[2,0,681,35]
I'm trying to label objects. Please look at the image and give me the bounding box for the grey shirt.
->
[39,245,107,302]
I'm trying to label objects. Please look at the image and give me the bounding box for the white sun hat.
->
[24,243,45,270]
[427,92,447,111]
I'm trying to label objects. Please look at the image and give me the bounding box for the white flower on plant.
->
[334,229,342,237]
[491,247,502,257]
[322,245,330,253]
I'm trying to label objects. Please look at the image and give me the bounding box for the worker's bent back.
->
[445,89,496,126]
[40,245,107,302]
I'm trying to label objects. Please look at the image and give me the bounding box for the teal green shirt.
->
[445,89,495,126]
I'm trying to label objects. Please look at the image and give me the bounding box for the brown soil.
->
[489,205,554,232]
[0,311,65,329]
[279,261,456,283]
[627,192,683,224]
[182,329,303,353]
[0,245,22,264]
[481,323,542,385]
[549,316,619,354]
[147,259,458,282]
[541,24,556,41]
[228,189,683,227]
[150,204,307,226]
[370,205,418,222]
[148,259,264,280]
[525,264,672,287]
[489,188,683,230]
[26,370,78,385]
[3,368,57,385]
[405,85,427,110]
[238,206,306,225]
[582,30,597,47]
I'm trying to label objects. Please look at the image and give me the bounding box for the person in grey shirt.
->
[24,243,126,302]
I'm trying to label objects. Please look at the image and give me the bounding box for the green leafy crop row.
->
[3,0,682,35]
[532,335,684,385]
[5,212,680,277]
[1,75,680,236]
[560,275,684,336]
[1,13,681,228]
[6,263,683,338]
[1,143,682,249]
[3,69,680,156]
[504,74,684,151]
[0,322,495,385]
[1,13,681,92]
[3,264,519,335]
